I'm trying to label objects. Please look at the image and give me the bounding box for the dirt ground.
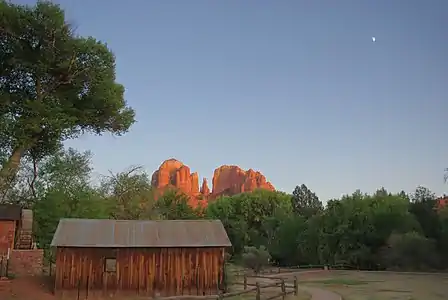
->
[0,276,56,300]
[227,269,324,300]
[0,274,311,300]
[298,270,448,300]
[4,270,445,300]
[227,278,311,300]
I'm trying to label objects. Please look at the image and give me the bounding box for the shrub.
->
[241,245,271,273]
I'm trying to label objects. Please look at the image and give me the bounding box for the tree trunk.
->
[0,147,26,199]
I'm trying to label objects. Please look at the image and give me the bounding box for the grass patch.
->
[298,270,448,300]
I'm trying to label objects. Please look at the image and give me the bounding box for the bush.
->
[379,231,440,271]
[241,245,271,273]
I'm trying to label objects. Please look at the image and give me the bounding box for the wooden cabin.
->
[50,218,232,298]
[0,205,34,255]
[0,204,21,255]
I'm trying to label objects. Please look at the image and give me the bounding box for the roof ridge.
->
[61,218,220,222]
[51,218,231,248]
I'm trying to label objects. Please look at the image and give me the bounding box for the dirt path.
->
[296,286,341,300]
[260,271,342,300]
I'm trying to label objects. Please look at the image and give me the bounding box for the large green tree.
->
[33,148,108,248]
[100,166,157,220]
[155,189,201,220]
[206,189,292,255]
[291,184,323,218]
[409,186,440,241]
[0,1,135,194]
[318,189,419,268]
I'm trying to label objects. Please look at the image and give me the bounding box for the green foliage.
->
[155,189,201,220]
[438,206,448,266]
[378,232,440,271]
[100,166,157,220]
[0,0,135,193]
[34,185,107,248]
[317,188,419,268]
[267,213,307,266]
[14,147,448,272]
[409,186,441,241]
[32,148,107,248]
[3,145,445,273]
[241,245,271,273]
[206,189,291,254]
[291,184,323,218]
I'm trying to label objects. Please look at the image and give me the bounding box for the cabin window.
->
[104,258,117,272]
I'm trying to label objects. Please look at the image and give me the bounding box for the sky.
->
[17,0,448,201]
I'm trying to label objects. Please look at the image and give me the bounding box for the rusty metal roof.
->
[50,218,232,248]
[0,204,21,221]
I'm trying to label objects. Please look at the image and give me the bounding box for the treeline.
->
[2,148,448,272]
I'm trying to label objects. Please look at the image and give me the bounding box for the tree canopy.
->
[291,184,323,218]
[0,0,135,196]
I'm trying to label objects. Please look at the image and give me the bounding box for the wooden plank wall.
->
[0,220,15,255]
[54,247,225,297]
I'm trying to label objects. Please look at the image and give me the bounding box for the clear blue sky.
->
[21,0,448,200]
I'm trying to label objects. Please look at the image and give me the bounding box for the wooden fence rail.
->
[153,274,299,300]
[226,263,352,277]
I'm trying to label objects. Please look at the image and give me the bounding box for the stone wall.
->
[9,249,43,276]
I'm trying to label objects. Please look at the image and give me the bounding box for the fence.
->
[230,274,299,300]
[149,275,299,300]
[227,263,354,277]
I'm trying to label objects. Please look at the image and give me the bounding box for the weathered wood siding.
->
[0,220,15,255]
[54,247,225,297]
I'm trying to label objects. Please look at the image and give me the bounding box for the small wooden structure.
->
[0,205,35,254]
[0,204,21,255]
[50,218,232,297]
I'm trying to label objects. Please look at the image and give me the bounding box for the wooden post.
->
[77,279,81,300]
[255,282,261,300]
[281,279,286,300]
[294,276,298,296]
[86,274,89,299]
[243,274,247,290]
[196,268,199,296]
[102,271,107,297]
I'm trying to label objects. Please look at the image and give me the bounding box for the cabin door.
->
[102,257,118,296]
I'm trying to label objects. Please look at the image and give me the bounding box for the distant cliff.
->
[151,159,275,206]
[211,165,274,197]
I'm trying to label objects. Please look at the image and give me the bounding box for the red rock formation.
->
[151,159,205,207]
[151,159,275,207]
[191,173,199,194]
[211,165,274,197]
[200,178,210,195]
[437,196,448,209]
